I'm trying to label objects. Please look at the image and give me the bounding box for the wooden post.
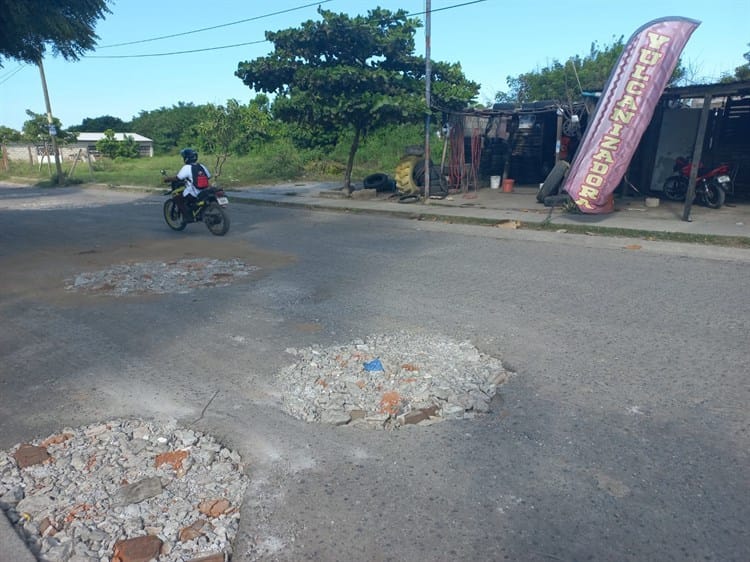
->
[86,150,95,180]
[37,59,64,185]
[1,144,7,171]
[423,0,432,203]
[555,111,563,161]
[682,93,712,222]
[69,149,82,177]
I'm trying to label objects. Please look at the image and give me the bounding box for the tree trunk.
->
[343,126,362,194]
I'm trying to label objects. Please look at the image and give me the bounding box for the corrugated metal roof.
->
[75,132,153,142]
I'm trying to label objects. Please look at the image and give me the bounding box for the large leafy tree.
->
[496,38,686,104]
[236,7,478,192]
[129,102,207,155]
[0,0,111,65]
[69,115,127,132]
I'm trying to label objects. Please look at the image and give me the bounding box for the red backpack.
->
[191,164,210,189]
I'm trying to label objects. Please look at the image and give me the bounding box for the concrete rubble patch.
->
[278,331,513,429]
[65,258,259,296]
[0,418,248,561]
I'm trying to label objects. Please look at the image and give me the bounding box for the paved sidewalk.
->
[224,181,750,240]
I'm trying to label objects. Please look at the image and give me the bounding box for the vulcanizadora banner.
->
[563,17,700,214]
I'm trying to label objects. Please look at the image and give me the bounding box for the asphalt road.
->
[1,186,748,561]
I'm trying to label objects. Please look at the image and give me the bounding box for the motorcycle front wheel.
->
[702,182,725,209]
[163,199,187,231]
[662,176,687,201]
[203,202,230,236]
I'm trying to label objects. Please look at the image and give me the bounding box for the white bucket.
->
[490,175,501,189]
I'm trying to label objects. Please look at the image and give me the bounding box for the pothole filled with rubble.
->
[278,332,513,429]
[65,258,258,296]
[0,419,248,562]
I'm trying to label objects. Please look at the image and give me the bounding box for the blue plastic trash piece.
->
[363,358,384,372]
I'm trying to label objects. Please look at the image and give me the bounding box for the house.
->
[73,132,154,157]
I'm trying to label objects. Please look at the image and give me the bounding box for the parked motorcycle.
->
[161,171,230,236]
[662,156,733,209]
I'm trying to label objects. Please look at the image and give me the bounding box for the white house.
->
[74,132,154,157]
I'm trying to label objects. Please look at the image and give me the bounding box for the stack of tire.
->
[394,155,448,202]
[536,160,571,206]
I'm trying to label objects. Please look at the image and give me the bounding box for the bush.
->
[253,140,305,180]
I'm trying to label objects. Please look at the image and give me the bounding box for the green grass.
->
[0,126,433,189]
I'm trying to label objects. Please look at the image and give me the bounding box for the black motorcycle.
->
[161,172,230,236]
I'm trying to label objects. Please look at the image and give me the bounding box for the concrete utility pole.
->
[423,0,432,203]
[37,58,64,185]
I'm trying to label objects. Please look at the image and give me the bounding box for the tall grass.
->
[0,123,442,188]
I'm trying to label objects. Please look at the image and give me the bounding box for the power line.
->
[84,0,489,60]
[0,64,26,86]
[97,0,333,49]
[86,39,267,59]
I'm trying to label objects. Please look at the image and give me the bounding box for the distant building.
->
[74,132,154,157]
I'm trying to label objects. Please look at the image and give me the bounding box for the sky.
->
[1,0,748,132]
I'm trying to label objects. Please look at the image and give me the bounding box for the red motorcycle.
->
[662,156,733,209]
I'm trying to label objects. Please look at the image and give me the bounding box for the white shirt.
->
[176,163,211,197]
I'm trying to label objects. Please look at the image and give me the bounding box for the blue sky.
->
[1,0,747,131]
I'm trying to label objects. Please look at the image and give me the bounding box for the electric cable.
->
[0,64,26,86]
[97,1,334,48]
[86,0,490,59]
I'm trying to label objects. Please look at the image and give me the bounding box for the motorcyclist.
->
[163,148,211,222]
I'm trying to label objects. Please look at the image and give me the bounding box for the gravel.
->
[0,418,248,562]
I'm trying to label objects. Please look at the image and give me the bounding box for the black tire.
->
[537,160,570,203]
[662,176,687,201]
[702,181,725,209]
[163,199,186,231]
[204,202,230,236]
[363,173,390,191]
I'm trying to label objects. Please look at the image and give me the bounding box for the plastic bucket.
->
[490,175,501,189]
[502,179,515,193]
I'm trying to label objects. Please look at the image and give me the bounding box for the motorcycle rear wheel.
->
[204,202,230,236]
[662,176,687,201]
[163,199,187,231]
[702,182,725,209]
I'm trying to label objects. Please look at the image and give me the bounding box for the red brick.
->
[14,444,50,468]
[111,535,162,562]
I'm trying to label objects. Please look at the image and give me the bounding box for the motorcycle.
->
[160,171,230,236]
[662,156,733,209]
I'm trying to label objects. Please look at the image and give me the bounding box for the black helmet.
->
[180,148,198,164]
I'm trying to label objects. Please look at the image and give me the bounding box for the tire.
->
[702,182,725,209]
[204,202,230,236]
[662,176,687,201]
[363,173,390,191]
[395,156,420,194]
[163,199,186,231]
[537,160,570,203]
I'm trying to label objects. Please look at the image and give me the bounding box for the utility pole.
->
[423,0,432,203]
[37,58,64,185]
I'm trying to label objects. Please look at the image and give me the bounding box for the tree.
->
[21,109,75,144]
[496,38,686,104]
[69,115,127,132]
[0,126,22,143]
[129,102,207,154]
[0,0,111,66]
[95,129,139,158]
[236,6,478,192]
[195,96,275,177]
[721,43,750,82]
